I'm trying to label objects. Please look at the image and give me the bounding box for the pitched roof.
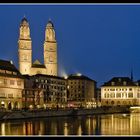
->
[0,60,19,72]
[32,60,46,68]
[33,59,41,65]
[0,59,23,78]
[23,74,65,80]
[67,74,96,82]
[102,77,136,87]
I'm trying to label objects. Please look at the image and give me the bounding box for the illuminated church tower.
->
[44,19,58,76]
[18,17,32,75]
[18,17,58,76]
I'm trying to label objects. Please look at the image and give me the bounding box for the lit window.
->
[13,72,17,75]
[116,93,121,98]
[111,82,115,86]
[123,81,127,86]
[6,71,12,74]
[128,92,133,98]
[0,79,4,84]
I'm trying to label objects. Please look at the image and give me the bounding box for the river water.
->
[0,113,140,136]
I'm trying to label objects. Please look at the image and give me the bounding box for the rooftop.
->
[102,77,136,87]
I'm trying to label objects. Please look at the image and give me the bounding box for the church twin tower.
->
[18,17,58,76]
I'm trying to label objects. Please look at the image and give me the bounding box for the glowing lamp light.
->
[77,73,82,76]
[1,101,4,105]
[64,76,68,79]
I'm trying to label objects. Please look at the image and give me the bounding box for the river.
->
[0,113,140,136]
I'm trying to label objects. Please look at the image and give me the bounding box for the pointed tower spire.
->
[130,68,133,81]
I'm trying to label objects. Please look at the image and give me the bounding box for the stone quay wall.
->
[0,106,130,121]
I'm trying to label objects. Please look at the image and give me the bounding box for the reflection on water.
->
[0,113,140,136]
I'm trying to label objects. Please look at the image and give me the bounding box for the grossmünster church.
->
[18,17,58,76]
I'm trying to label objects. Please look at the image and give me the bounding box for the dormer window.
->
[111,81,115,86]
[118,78,121,82]
[123,81,127,86]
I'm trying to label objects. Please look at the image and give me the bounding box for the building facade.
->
[23,74,67,109]
[22,75,45,110]
[18,17,58,76]
[0,60,24,110]
[67,74,97,108]
[101,77,138,106]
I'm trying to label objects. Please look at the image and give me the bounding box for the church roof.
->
[21,17,28,23]
[20,17,29,27]
[33,59,41,65]
[47,19,54,28]
[32,60,46,68]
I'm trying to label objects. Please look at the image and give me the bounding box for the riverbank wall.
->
[0,106,130,121]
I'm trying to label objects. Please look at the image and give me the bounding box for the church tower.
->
[18,17,32,75]
[44,19,58,76]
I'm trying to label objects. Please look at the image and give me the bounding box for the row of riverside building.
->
[0,17,140,110]
[0,60,96,110]
[1,59,140,110]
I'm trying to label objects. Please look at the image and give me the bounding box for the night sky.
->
[0,4,140,86]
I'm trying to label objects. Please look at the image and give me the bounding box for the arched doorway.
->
[8,102,12,110]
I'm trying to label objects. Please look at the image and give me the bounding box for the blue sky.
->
[0,4,140,86]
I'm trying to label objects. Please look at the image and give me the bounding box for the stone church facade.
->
[18,17,57,76]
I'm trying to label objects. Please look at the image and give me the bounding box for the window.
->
[6,70,12,74]
[8,94,13,98]
[118,78,121,82]
[129,88,132,91]
[111,82,115,86]
[23,54,28,61]
[116,93,121,98]
[107,93,110,98]
[10,80,14,85]
[17,81,21,86]
[0,70,5,74]
[13,72,17,75]
[0,79,4,84]
[0,93,5,98]
[4,79,7,85]
[128,92,133,98]
[123,81,127,86]
[110,93,115,98]
[137,93,140,98]
[110,89,115,91]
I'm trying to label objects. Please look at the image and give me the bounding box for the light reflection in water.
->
[0,113,140,135]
